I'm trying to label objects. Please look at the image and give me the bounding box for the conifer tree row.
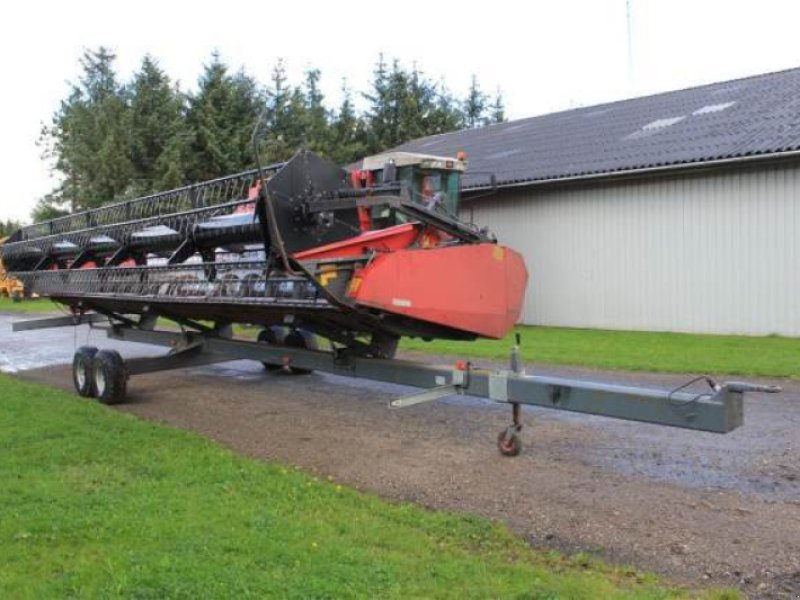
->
[35,48,506,220]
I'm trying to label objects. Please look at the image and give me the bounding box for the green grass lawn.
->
[0,295,61,313]
[401,325,800,379]
[0,375,734,599]
[4,290,794,378]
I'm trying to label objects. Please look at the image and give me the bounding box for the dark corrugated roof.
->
[389,67,800,190]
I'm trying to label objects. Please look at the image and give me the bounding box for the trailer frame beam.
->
[11,311,109,332]
[102,324,779,434]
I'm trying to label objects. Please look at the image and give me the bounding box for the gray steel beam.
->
[125,350,233,375]
[105,325,779,433]
[12,312,108,332]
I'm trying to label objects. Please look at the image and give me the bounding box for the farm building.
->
[392,67,800,336]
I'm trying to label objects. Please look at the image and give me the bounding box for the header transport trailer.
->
[3,150,778,456]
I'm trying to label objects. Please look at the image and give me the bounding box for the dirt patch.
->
[18,360,800,598]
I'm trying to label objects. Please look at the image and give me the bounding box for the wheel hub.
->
[75,362,86,388]
[95,368,106,397]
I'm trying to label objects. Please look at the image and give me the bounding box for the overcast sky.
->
[2,0,800,222]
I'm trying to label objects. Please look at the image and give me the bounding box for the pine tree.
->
[185,53,262,182]
[397,63,425,143]
[129,55,188,194]
[302,68,330,155]
[363,54,393,154]
[229,69,264,167]
[38,47,133,213]
[0,219,22,238]
[429,82,462,135]
[259,59,296,163]
[31,196,69,222]
[35,50,503,221]
[329,81,367,165]
[464,75,488,128]
[490,89,506,124]
[364,57,465,153]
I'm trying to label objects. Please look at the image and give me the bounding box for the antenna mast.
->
[626,0,634,91]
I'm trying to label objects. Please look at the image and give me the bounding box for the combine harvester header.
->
[4,150,778,455]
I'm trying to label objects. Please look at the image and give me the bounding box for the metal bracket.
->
[488,370,510,402]
[389,367,469,409]
[389,384,462,408]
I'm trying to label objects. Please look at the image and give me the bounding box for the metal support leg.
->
[497,403,523,457]
[497,336,525,456]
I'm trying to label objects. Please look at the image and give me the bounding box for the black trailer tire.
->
[93,349,128,405]
[72,346,98,397]
[257,328,283,371]
[283,329,317,375]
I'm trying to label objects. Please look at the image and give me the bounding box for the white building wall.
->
[463,163,800,335]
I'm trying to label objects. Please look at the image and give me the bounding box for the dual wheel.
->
[256,327,317,374]
[72,346,128,405]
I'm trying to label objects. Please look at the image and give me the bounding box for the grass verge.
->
[401,325,800,379]
[0,374,735,599]
[0,296,60,313]
[2,292,793,378]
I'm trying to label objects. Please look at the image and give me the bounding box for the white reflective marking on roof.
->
[485,149,521,160]
[642,116,686,130]
[623,115,687,140]
[502,123,529,133]
[692,101,736,115]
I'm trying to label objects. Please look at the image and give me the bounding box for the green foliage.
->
[185,53,263,182]
[0,374,711,599]
[328,81,368,165]
[463,78,507,129]
[38,49,507,221]
[256,59,306,163]
[128,55,188,194]
[31,196,70,222]
[464,75,488,128]
[0,219,22,238]
[362,56,468,153]
[401,324,800,378]
[490,88,507,124]
[39,48,134,215]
